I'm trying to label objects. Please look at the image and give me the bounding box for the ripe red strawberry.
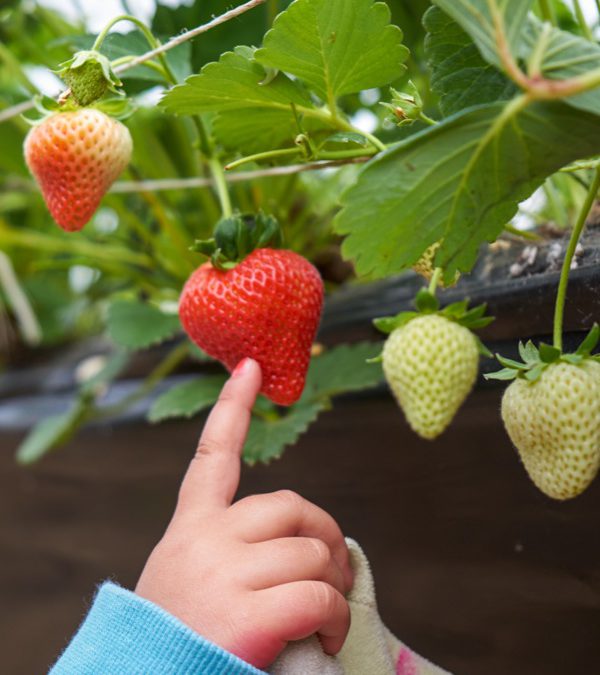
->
[24,109,132,232]
[180,246,324,406]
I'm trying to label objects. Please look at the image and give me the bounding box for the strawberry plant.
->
[0,0,599,495]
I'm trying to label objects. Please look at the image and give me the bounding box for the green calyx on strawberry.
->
[58,50,123,107]
[485,324,600,383]
[373,290,494,440]
[486,325,600,501]
[181,213,324,407]
[374,289,494,353]
[190,212,283,271]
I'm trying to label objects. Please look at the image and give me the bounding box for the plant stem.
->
[553,167,600,351]
[337,118,386,152]
[428,268,442,296]
[573,0,594,40]
[209,158,233,218]
[419,112,438,126]
[267,0,279,24]
[0,251,42,346]
[503,223,542,241]
[225,147,302,171]
[538,0,557,24]
[93,342,190,421]
[92,14,178,85]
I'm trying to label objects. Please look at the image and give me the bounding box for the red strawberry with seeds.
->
[24,109,132,232]
[179,216,324,406]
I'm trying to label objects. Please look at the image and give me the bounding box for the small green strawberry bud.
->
[381,81,424,128]
[59,50,123,107]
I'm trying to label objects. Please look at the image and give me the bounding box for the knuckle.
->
[195,436,227,459]
[306,538,332,569]
[309,581,337,617]
[273,489,304,510]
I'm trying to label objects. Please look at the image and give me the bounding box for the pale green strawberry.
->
[491,329,600,500]
[375,292,492,440]
[382,314,480,439]
[489,327,600,500]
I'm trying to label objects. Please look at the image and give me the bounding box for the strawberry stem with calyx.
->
[553,168,600,351]
[428,267,442,296]
[92,14,178,86]
[190,212,283,271]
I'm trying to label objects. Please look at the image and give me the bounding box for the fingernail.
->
[233,358,254,378]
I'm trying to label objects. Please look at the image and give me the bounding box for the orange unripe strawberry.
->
[24,109,132,232]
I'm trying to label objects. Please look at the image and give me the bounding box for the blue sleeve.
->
[49,582,266,675]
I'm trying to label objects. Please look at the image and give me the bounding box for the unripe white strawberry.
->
[502,359,600,500]
[382,314,480,440]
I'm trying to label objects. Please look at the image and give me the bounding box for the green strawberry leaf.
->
[161,46,334,154]
[107,300,181,350]
[148,375,227,423]
[415,289,440,314]
[16,396,91,465]
[539,342,562,364]
[255,0,409,104]
[244,401,328,464]
[576,324,600,356]
[432,0,533,71]
[335,100,600,280]
[301,342,386,402]
[521,17,600,117]
[424,6,516,117]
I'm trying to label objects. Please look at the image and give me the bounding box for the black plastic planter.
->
[2,232,600,675]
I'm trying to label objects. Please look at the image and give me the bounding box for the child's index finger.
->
[175,358,262,517]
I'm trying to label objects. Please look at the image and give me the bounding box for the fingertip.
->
[232,357,262,386]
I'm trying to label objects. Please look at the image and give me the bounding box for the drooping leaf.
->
[432,0,534,69]
[521,16,600,116]
[335,99,600,280]
[148,375,227,423]
[16,398,90,465]
[244,401,327,464]
[300,342,385,402]
[424,6,516,116]
[255,0,408,103]
[107,300,181,350]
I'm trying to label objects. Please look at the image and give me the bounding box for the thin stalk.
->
[92,342,189,420]
[538,0,557,25]
[225,147,301,171]
[209,158,233,218]
[0,251,42,345]
[573,0,594,41]
[337,117,387,152]
[553,168,600,350]
[267,0,279,24]
[419,112,438,126]
[503,223,542,241]
[428,268,442,296]
[92,14,177,85]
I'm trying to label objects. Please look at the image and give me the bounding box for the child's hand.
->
[135,358,353,670]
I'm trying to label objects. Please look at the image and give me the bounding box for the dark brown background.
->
[2,386,600,675]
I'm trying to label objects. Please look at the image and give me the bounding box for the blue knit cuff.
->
[49,582,266,675]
